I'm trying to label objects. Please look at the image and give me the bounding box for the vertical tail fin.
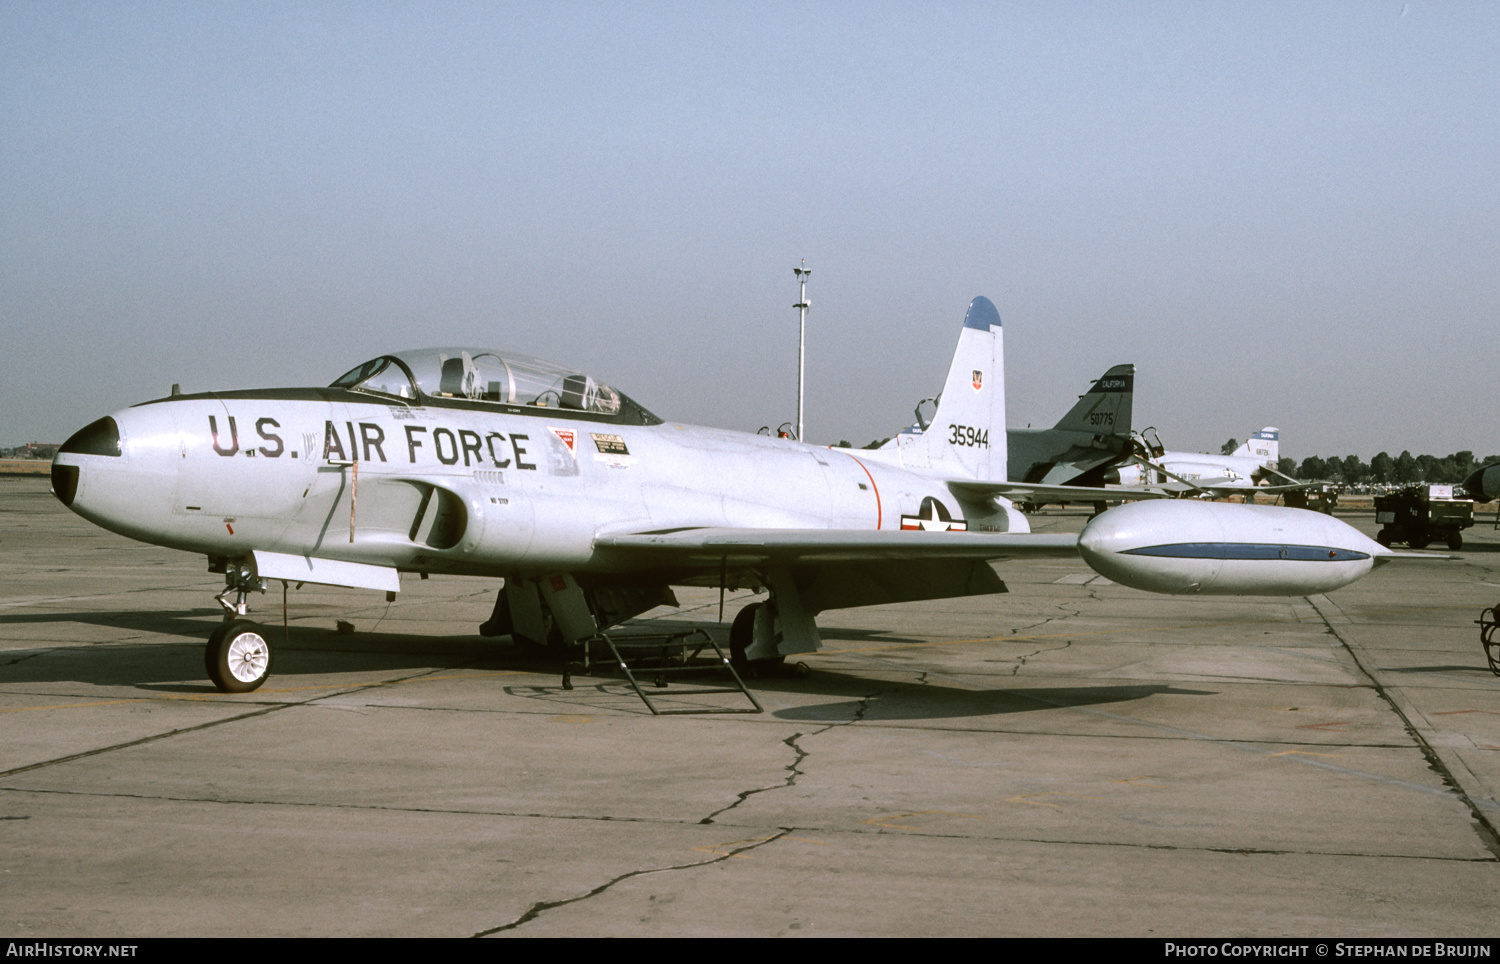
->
[1052,364,1134,436]
[1233,427,1279,467]
[896,296,1006,481]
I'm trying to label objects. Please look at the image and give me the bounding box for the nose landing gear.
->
[206,561,274,692]
[206,619,273,692]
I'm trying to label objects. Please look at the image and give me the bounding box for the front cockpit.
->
[330,348,661,425]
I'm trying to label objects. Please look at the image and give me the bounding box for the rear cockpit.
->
[331,348,661,425]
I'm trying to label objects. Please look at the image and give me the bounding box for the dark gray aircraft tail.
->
[1051,364,1134,437]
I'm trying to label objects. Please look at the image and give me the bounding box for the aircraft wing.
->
[949,480,1174,503]
[1179,479,1327,498]
[594,528,1080,565]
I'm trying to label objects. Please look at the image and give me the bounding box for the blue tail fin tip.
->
[963,296,1001,331]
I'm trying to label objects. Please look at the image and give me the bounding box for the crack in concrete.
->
[699,688,879,825]
[980,605,1082,673]
[999,639,1073,676]
[846,690,877,725]
[474,829,790,935]
[699,732,811,825]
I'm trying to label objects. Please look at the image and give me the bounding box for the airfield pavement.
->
[2,474,1499,938]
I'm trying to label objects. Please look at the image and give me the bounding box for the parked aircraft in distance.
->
[1003,364,1140,487]
[883,362,1155,508]
[1115,428,1313,499]
[51,296,1438,694]
[895,362,1141,489]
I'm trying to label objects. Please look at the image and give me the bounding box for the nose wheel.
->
[206,619,274,692]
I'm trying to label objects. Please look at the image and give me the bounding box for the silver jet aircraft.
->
[1116,427,1311,497]
[51,297,1424,693]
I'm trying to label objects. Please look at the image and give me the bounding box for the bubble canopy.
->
[331,348,661,425]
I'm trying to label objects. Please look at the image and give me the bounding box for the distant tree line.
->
[1283,451,1498,485]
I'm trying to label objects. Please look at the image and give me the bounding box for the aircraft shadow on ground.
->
[0,610,523,692]
[760,679,1217,721]
[813,628,928,644]
[0,612,1216,720]
[1380,664,1498,676]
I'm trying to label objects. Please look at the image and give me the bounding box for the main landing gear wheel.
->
[729,602,784,676]
[206,619,273,693]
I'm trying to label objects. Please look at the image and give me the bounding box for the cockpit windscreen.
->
[331,348,659,425]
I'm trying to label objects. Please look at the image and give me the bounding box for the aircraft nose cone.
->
[52,416,122,508]
[50,409,180,544]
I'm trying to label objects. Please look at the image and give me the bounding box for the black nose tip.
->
[52,463,79,506]
[59,417,121,457]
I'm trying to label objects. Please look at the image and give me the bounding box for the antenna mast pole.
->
[793,261,811,442]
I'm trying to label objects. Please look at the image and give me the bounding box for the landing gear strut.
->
[215,559,265,617]
[206,560,274,692]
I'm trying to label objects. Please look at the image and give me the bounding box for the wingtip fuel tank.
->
[1078,500,1387,596]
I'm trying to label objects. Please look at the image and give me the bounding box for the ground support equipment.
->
[563,628,763,715]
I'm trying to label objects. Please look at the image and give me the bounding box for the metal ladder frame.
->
[563,628,763,715]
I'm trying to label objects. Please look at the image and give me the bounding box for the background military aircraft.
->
[1115,427,1313,498]
[1005,364,1139,487]
[887,363,1141,490]
[51,297,1430,695]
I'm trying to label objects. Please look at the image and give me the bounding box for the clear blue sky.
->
[2,2,1496,460]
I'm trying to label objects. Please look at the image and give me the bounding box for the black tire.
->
[205,620,273,693]
[478,589,512,638]
[1376,529,1393,548]
[729,602,759,671]
[1447,530,1464,551]
[510,612,562,653]
[729,602,784,674]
